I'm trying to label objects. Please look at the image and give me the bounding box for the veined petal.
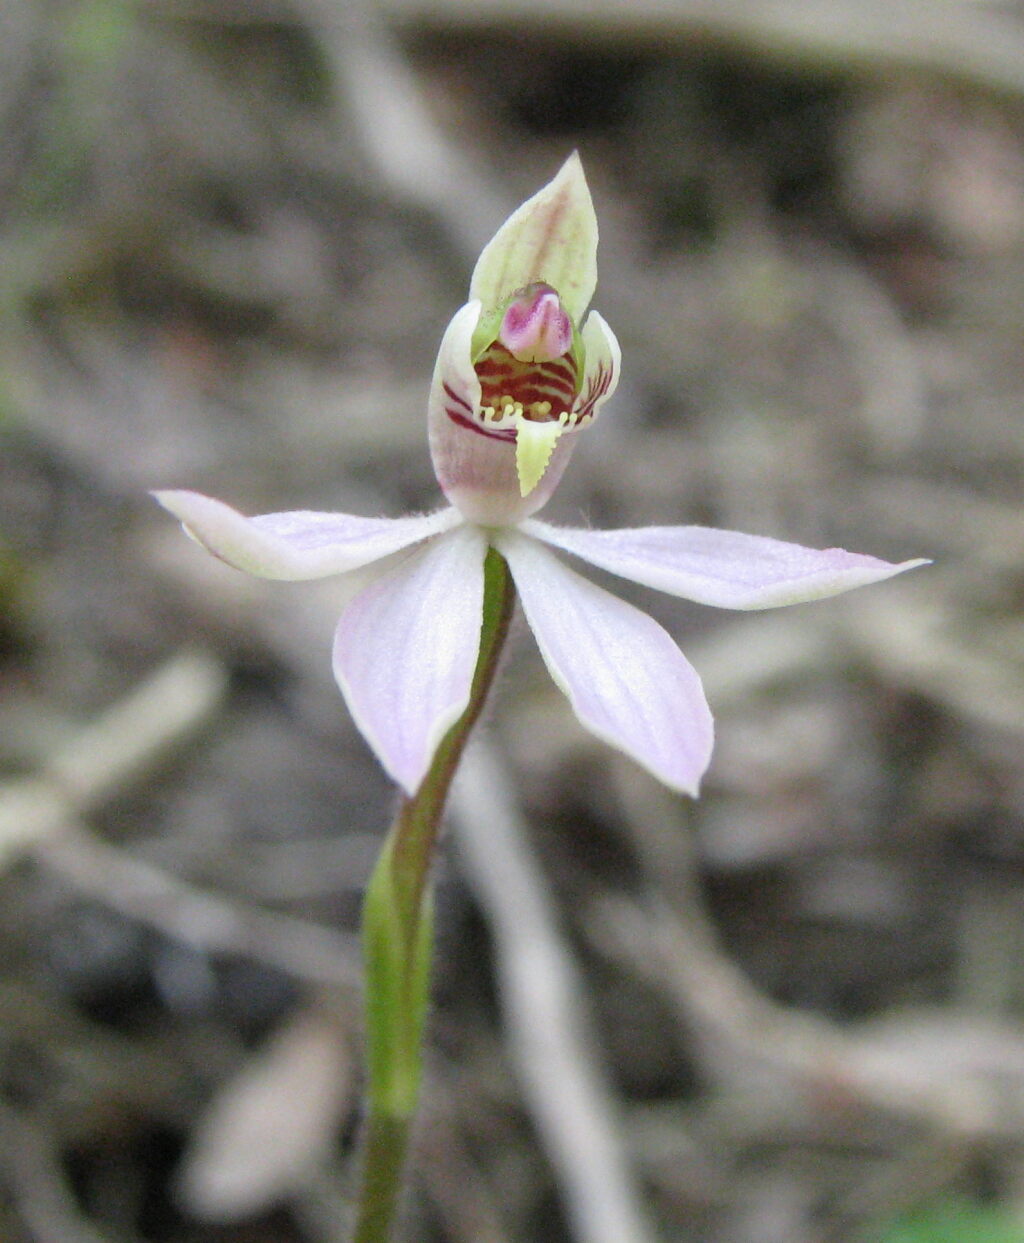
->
[574,310,621,422]
[427,300,484,439]
[333,525,488,795]
[470,152,598,325]
[427,301,485,501]
[154,490,461,581]
[523,521,929,610]
[496,530,713,796]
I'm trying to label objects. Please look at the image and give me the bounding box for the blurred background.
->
[2,1,1024,1241]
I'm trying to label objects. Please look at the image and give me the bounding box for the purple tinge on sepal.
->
[495,529,714,796]
[153,489,462,580]
[522,519,929,610]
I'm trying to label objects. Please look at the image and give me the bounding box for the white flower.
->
[156,155,924,797]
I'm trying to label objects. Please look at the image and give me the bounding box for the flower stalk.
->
[353,548,516,1243]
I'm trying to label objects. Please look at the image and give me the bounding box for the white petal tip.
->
[675,773,705,800]
[152,488,195,519]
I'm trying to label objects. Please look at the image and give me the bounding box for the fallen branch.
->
[0,650,360,987]
[451,741,658,1243]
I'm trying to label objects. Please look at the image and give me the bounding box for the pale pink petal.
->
[154,490,461,581]
[426,300,485,506]
[496,531,713,796]
[574,310,621,423]
[523,521,928,610]
[426,300,483,438]
[333,526,488,794]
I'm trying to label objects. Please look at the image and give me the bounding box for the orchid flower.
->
[156,153,924,799]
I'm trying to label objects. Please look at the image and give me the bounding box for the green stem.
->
[352,548,515,1243]
[387,546,516,942]
[350,1113,410,1243]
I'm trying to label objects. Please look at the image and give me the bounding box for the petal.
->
[154,490,461,581]
[333,525,488,794]
[523,521,929,610]
[427,300,483,437]
[574,310,621,422]
[427,301,485,503]
[495,531,713,796]
[470,152,598,324]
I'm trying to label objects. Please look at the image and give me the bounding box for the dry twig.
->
[0,1101,113,1243]
[380,0,1024,102]
[592,769,1024,1145]
[297,0,507,258]
[451,742,658,1243]
[0,651,360,987]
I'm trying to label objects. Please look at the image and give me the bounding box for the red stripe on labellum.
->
[475,341,579,421]
[575,361,612,419]
[446,407,517,442]
[443,381,474,415]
